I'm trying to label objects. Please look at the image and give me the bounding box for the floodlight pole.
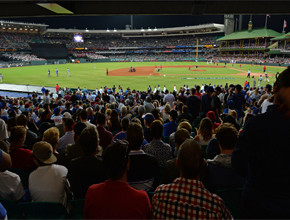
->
[130,15,133,29]
[196,38,199,62]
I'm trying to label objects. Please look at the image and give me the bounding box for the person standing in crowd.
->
[232,67,290,218]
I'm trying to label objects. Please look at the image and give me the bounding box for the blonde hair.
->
[164,104,171,113]
[229,110,238,120]
[43,127,60,147]
[177,121,192,133]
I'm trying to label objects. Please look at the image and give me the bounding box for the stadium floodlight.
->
[106,28,110,32]
[148,27,152,31]
[85,28,89,32]
[114,28,117,32]
[141,27,145,31]
[154,27,157,31]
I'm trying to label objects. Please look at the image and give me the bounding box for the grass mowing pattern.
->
[0,62,286,91]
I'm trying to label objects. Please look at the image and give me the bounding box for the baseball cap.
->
[33,141,57,164]
[169,110,178,120]
[63,112,72,119]
[142,113,154,124]
[53,107,61,115]
[206,86,214,93]
[206,111,216,121]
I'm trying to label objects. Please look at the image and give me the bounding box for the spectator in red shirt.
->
[195,85,202,99]
[84,140,152,219]
[9,126,36,172]
[96,113,112,150]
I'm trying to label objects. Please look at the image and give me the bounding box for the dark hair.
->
[223,114,240,131]
[74,122,87,136]
[126,122,143,150]
[103,140,129,180]
[79,126,99,155]
[121,117,130,131]
[175,128,190,147]
[79,109,88,120]
[265,84,272,93]
[198,117,213,142]
[190,88,196,95]
[215,123,238,150]
[150,120,163,139]
[16,114,27,127]
[97,113,106,125]
[177,139,203,179]
[64,118,74,131]
[182,105,189,113]
[275,66,290,90]
[10,126,26,143]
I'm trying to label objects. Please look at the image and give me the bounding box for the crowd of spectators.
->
[221,42,267,49]
[2,53,45,62]
[215,55,290,64]
[0,66,290,218]
[0,33,217,50]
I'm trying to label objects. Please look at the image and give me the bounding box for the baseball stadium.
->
[0,1,290,219]
[0,21,289,93]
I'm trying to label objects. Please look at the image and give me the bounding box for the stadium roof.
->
[271,33,290,41]
[46,23,224,37]
[217,28,282,41]
[0,1,290,17]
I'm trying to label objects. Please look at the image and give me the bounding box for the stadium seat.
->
[69,199,85,219]
[215,187,243,219]
[0,199,22,219]
[18,201,68,219]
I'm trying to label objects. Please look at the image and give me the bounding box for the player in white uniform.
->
[67,68,70,77]
[258,75,263,87]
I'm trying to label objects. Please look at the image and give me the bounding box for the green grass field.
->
[0,62,286,91]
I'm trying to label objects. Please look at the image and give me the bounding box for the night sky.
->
[3,15,290,33]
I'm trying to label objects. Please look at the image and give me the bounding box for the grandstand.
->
[0,21,222,64]
[217,20,285,61]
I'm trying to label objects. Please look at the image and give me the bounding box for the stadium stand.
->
[1,17,290,219]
